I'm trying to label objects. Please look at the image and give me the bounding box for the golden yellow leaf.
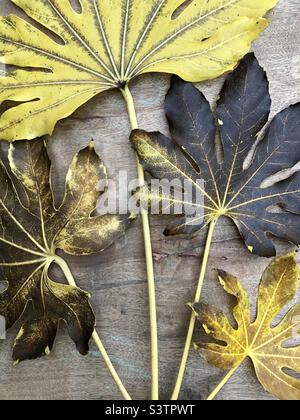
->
[0,0,278,140]
[194,254,300,400]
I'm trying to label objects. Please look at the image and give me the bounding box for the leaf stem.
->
[171,218,218,400]
[121,84,159,401]
[54,256,132,401]
[207,366,239,400]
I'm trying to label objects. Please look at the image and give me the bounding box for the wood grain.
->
[0,0,300,401]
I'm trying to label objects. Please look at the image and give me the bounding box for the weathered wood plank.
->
[0,0,299,401]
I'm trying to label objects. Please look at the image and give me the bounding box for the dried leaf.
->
[194,253,300,401]
[0,0,278,140]
[0,139,131,362]
[131,54,300,257]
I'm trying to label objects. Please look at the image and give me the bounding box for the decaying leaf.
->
[194,253,300,400]
[0,139,131,362]
[0,0,278,140]
[131,54,300,257]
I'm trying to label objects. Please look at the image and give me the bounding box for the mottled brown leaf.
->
[0,139,132,362]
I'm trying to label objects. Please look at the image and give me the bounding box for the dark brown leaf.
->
[131,54,300,257]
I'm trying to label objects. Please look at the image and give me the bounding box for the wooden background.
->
[0,0,300,401]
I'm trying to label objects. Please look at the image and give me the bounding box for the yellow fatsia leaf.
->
[0,0,278,141]
[194,254,300,401]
